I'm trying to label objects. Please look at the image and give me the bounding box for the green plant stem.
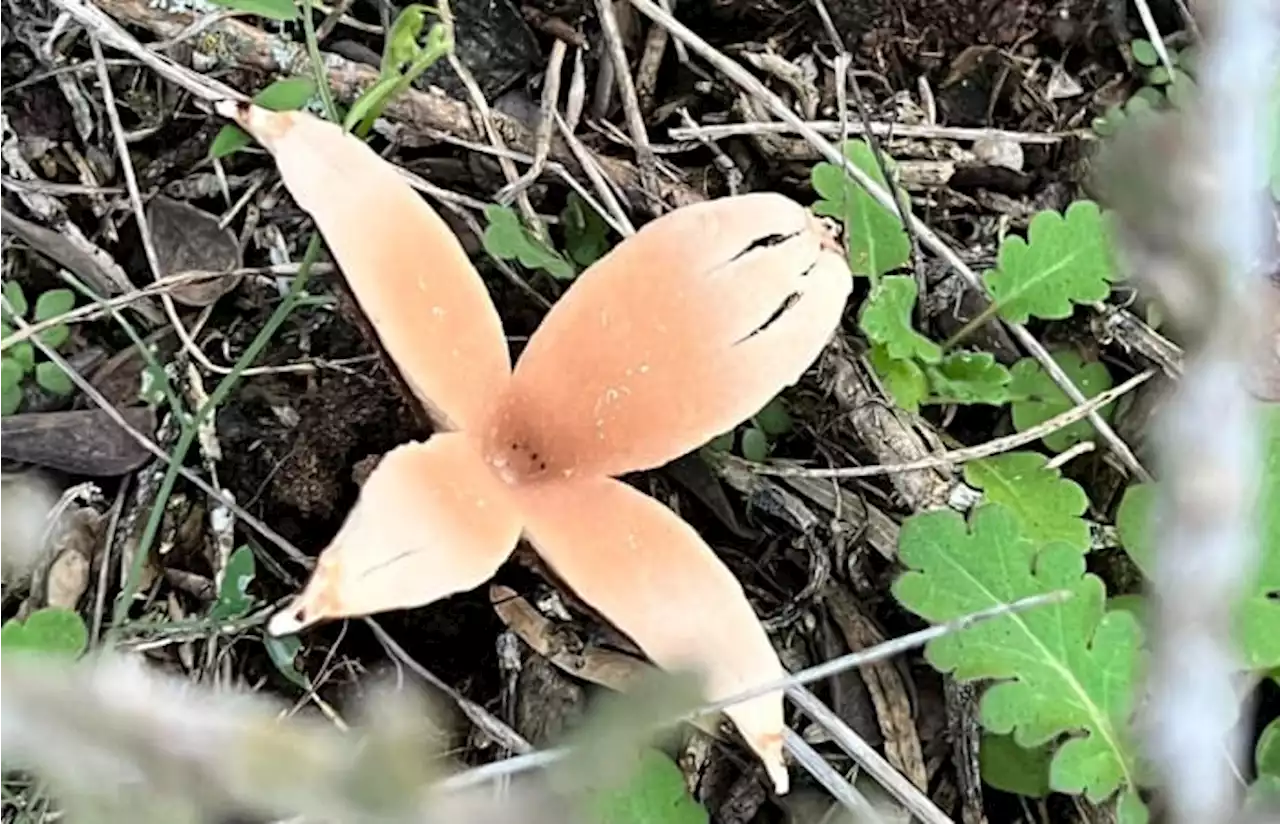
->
[54,271,186,416]
[301,0,340,122]
[941,301,1002,351]
[106,235,322,639]
[351,24,454,137]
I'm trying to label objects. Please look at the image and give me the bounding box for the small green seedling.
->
[1093,40,1197,136]
[211,545,311,690]
[481,195,615,281]
[2,281,77,415]
[344,4,453,137]
[705,396,794,461]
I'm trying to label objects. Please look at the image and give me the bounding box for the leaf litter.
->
[2,1,1278,823]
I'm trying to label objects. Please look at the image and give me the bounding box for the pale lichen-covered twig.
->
[51,0,698,207]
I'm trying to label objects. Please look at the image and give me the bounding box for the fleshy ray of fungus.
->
[216,100,853,794]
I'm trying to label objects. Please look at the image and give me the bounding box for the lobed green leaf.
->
[984,201,1121,324]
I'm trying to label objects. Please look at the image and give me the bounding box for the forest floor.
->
[3,0,1278,822]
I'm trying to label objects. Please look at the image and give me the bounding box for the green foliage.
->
[562,192,611,268]
[1093,42,1197,136]
[892,503,1146,818]
[868,344,928,413]
[1114,403,1280,670]
[811,139,911,278]
[983,201,1121,324]
[2,281,77,414]
[584,748,708,824]
[964,452,1091,553]
[923,351,1016,406]
[705,396,794,461]
[202,545,311,687]
[1009,351,1115,453]
[211,77,318,159]
[343,5,452,136]
[208,0,297,20]
[1,607,88,659]
[979,732,1052,798]
[482,204,576,280]
[1258,716,1280,778]
[859,276,940,362]
[211,546,257,621]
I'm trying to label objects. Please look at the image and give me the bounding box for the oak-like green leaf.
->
[984,201,1120,324]
[925,351,1016,406]
[980,732,1052,798]
[893,503,1145,809]
[964,452,1091,552]
[858,275,940,362]
[868,344,927,414]
[812,139,911,278]
[1009,351,1115,453]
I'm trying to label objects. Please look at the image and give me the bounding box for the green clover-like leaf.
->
[984,201,1121,324]
[965,452,1091,553]
[1,356,22,389]
[35,361,73,396]
[893,503,1145,811]
[752,396,793,437]
[482,204,575,280]
[740,427,770,462]
[1131,39,1159,67]
[34,287,74,349]
[980,732,1053,798]
[1009,351,1115,453]
[812,139,911,278]
[1,606,88,659]
[858,275,940,363]
[3,280,28,318]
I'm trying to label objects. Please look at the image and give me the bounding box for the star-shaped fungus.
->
[217,100,852,794]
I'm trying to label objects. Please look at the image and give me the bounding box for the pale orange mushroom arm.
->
[216,102,511,431]
[268,434,524,635]
[510,475,790,792]
[480,192,852,480]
